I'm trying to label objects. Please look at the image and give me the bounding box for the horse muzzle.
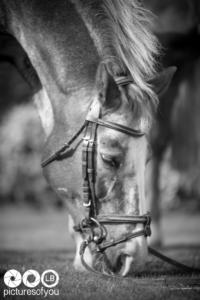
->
[75,213,151,276]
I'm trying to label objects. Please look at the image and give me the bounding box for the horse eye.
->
[101,154,120,168]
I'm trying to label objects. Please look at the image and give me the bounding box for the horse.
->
[0,0,175,276]
[143,0,200,246]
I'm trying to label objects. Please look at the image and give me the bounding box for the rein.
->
[41,78,200,277]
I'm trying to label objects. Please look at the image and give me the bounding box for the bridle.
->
[74,113,151,275]
[41,77,152,275]
[41,77,200,277]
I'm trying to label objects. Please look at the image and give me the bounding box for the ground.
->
[0,207,200,300]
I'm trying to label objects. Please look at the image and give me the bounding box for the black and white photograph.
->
[0,1,200,299]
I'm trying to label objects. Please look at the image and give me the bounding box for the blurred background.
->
[0,0,200,250]
[0,32,62,209]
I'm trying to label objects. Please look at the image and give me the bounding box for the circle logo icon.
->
[41,270,59,288]
[23,270,40,288]
[4,270,22,288]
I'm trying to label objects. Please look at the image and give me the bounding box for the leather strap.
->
[86,122,98,216]
[82,122,92,209]
[94,119,145,137]
[97,214,150,224]
[41,122,86,168]
[97,229,149,252]
[149,247,200,273]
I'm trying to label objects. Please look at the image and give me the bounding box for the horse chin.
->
[100,253,134,277]
[92,239,148,277]
[123,253,147,276]
[108,237,148,276]
[124,237,148,275]
[73,241,148,276]
[92,252,146,277]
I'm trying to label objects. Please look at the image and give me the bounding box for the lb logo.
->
[22,270,40,288]
[4,270,22,288]
[41,270,59,288]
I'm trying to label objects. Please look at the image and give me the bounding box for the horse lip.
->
[105,252,133,276]
[116,254,133,277]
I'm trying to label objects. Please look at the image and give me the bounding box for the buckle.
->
[89,218,107,244]
[144,213,151,237]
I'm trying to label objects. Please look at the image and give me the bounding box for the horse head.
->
[42,62,175,276]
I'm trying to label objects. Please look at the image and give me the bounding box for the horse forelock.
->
[122,82,156,127]
[70,0,159,115]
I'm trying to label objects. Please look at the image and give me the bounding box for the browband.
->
[92,119,145,137]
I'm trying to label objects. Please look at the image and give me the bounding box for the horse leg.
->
[149,155,163,247]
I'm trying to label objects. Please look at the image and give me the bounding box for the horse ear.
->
[96,63,121,110]
[150,66,177,97]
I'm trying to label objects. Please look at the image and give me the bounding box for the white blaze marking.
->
[34,89,54,138]
[140,118,150,132]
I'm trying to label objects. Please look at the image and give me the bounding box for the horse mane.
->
[71,0,160,111]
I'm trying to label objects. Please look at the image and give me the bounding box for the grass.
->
[0,207,200,300]
[0,248,200,300]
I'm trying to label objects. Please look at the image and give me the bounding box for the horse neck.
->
[3,0,100,131]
